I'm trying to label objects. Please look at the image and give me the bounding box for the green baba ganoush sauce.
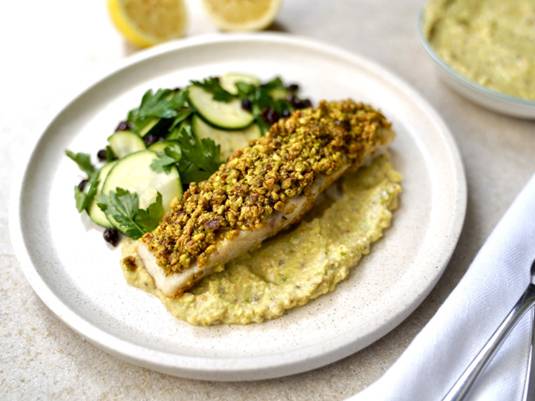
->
[424,0,535,100]
[122,155,402,326]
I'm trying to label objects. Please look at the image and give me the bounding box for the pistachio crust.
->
[142,100,392,274]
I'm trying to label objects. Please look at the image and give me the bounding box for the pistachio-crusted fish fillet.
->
[134,100,394,296]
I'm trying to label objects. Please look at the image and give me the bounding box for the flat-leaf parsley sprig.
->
[97,188,164,239]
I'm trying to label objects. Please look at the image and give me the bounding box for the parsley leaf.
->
[174,125,222,183]
[169,108,194,131]
[150,143,182,173]
[98,189,164,239]
[66,150,99,212]
[65,150,96,176]
[235,76,293,135]
[262,77,285,91]
[103,145,117,162]
[255,78,293,115]
[74,172,99,212]
[235,81,256,97]
[191,77,234,102]
[140,89,188,118]
[153,126,222,183]
[150,154,177,173]
[127,89,190,133]
[135,193,165,232]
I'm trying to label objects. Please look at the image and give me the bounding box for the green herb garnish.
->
[65,150,96,176]
[169,108,194,131]
[103,145,117,162]
[150,143,182,173]
[191,77,234,102]
[97,188,164,239]
[151,126,222,183]
[74,173,99,212]
[175,125,222,183]
[127,89,190,133]
[65,150,99,212]
[236,77,293,135]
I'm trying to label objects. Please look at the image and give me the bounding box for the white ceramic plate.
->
[10,34,466,381]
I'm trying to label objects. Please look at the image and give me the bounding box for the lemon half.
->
[202,0,282,31]
[108,0,188,48]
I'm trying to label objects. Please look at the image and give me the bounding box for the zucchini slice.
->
[138,117,173,138]
[191,115,260,159]
[188,85,254,130]
[108,131,145,158]
[87,161,117,228]
[101,150,182,229]
[138,117,160,137]
[270,86,289,100]
[220,73,260,95]
[148,140,177,154]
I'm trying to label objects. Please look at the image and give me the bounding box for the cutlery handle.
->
[521,308,535,401]
[441,284,535,401]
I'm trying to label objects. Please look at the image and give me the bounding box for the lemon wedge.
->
[202,0,282,31]
[108,0,188,48]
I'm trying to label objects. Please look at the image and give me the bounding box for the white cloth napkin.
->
[349,174,535,401]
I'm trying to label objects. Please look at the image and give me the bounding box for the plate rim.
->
[9,32,467,381]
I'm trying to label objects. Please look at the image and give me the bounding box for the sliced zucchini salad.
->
[65,73,312,246]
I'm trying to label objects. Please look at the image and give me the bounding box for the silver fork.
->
[521,307,535,401]
[441,258,535,401]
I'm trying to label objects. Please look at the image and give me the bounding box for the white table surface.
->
[2,1,535,400]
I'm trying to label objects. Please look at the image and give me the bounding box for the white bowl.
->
[418,15,535,119]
